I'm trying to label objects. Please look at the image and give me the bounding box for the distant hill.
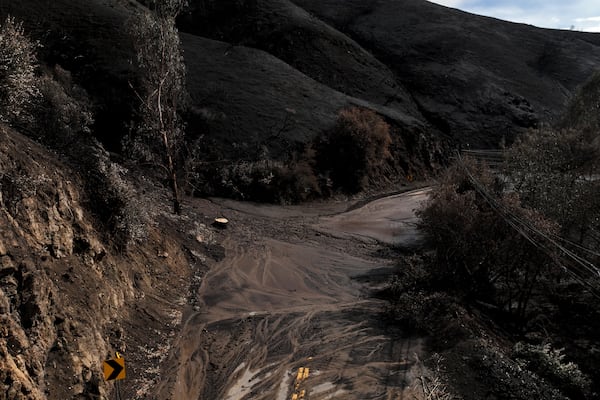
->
[291,0,600,146]
[181,0,600,148]
[2,0,600,160]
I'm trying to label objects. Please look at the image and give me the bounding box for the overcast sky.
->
[427,0,600,32]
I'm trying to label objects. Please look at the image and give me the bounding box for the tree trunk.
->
[168,155,181,214]
[161,129,181,214]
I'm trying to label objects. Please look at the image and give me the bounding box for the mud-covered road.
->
[156,188,430,399]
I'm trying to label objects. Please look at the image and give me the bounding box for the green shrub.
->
[514,342,592,398]
[195,157,319,203]
[416,159,559,318]
[127,2,187,214]
[35,65,94,145]
[505,126,600,245]
[87,154,148,250]
[561,71,600,132]
[0,16,39,124]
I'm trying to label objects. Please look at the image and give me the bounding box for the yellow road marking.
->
[296,367,305,381]
[291,364,311,400]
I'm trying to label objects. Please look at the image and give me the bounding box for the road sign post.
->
[103,353,126,400]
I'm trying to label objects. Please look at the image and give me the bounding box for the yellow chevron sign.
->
[103,356,126,381]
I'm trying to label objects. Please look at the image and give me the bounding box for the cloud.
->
[427,0,470,8]
[427,0,600,32]
[575,16,600,22]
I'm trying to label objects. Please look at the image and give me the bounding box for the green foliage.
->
[187,154,320,204]
[32,65,144,250]
[126,8,186,162]
[561,71,600,132]
[0,169,52,217]
[0,16,39,124]
[414,354,456,400]
[35,65,94,145]
[505,127,600,244]
[186,106,394,201]
[416,159,559,317]
[89,157,148,250]
[514,342,592,398]
[318,107,392,193]
[144,0,188,16]
[219,158,287,200]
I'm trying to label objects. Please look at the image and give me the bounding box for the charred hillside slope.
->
[2,0,600,160]
[177,0,600,149]
[292,0,600,146]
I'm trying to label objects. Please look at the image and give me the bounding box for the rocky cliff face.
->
[1,127,111,399]
[0,126,216,399]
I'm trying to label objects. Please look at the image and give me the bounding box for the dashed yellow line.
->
[291,366,310,399]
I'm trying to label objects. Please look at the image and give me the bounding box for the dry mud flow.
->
[156,189,430,399]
